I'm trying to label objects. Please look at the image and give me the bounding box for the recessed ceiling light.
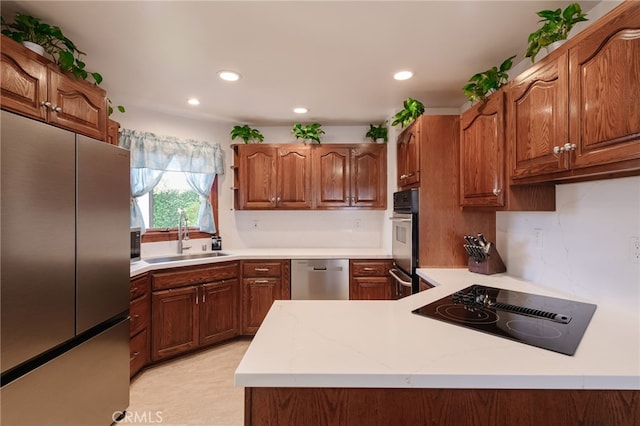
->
[218,70,241,81]
[394,70,414,81]
[293,107,308,114]
[187,98,200,106]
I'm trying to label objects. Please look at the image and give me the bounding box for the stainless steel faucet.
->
[177,208,190,254]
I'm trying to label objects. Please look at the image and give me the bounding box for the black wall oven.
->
[389,188,419,298]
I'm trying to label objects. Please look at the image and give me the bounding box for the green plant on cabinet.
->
[365,121,388,143]
[525,2,588,62]
[292,123,324,144]
[391,97,425,128]
[230,124,264,144]
[462,55,516,103]
[1,12,125,115]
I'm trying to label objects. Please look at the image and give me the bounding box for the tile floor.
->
[126,338,251,426]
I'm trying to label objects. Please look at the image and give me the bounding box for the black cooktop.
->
[412,285,597,356]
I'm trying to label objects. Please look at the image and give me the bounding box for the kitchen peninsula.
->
[234,268,639,425]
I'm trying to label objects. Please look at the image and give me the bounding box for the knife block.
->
[468,244,506,275]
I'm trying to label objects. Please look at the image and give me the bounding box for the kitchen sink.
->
[144,252,228,264]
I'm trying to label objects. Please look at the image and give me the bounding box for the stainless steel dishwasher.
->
[291,259,349,300]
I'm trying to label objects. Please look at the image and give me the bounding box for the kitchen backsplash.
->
[497,176,640,315]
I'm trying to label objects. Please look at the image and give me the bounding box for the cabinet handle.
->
[254,280,269,284]
[130,287,138,293]
[202,292,206,303]
[362,267,375,271]
[254,268,270,272]
[492,188,502,196]
[132,314,140,319]
[400,174,407,179]
[553,145,565,154]
[563,143,577,151]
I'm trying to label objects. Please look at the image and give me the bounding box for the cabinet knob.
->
[492,188,502,196]
[270,197,275,202]
[41,101,52,109]
[400,174,407,179]
[52,106,62,113]
[563,143,577,151]
[553,146,565,154]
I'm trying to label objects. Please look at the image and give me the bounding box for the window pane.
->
[150,172,199,229]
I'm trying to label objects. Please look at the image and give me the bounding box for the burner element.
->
[506,320,562,339]
[435,304,498,325]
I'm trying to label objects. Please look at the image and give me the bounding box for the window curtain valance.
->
[118,128,224,234]
[119,128,224,174]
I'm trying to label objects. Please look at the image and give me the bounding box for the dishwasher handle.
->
[389,268,412,288]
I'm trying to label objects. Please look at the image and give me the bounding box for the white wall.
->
[497,176,640,314]
[117,108,397,251]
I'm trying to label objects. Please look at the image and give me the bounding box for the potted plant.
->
[462,55,516,104]
[525,3,588,62]
[365,121,388,143]
[291,123,324,144]
[230,124,264,144]
[1,12,103,85]
[391,97,425,128]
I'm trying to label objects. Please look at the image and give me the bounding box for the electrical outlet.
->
[534,229,543,249]
[354,219,361,230]
[630,236,640,264]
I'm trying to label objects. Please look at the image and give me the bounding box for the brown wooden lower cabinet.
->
[349,259,393,300]
[150,261,240,362]
[244,387,639,426]
[241,260,290,335]
[129,272,150,378]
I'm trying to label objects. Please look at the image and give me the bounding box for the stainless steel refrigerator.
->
[1,110,130,425]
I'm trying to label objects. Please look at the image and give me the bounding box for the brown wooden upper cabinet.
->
[234,144,312,210]
[312,144,386,209]
[1,35,108,142]
[397,120,420,189]
[234,143,386,210]
[460,91,555,211]
[507,1,640,184]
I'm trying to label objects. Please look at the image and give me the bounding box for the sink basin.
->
[144,252,228,264]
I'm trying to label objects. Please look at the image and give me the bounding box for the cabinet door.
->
[313,146,351,208]
[351,145,386,209]
[242,278,280,335]
[0,35,48,120]
[397,121,420,188]
[507,53,570,180]
[199,279,239,347]
[459,92,506,207]
[351,277,391,300]
[238,146,277,209]
[277,145,312,209]
[568,6,640,171]
[48,67,107,141]
[151,286,198,361]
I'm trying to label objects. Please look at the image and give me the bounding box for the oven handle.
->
[389,217,412,222]
[389,268,413,288]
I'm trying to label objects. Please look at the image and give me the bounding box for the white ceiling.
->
[2,1,598,126]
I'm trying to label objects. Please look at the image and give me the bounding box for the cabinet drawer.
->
[130,294,149,336]
[151,261,239,290]
[130,273,149,300]
[130,328,148,377]
[351,261,391,276]
[242,261,282,277]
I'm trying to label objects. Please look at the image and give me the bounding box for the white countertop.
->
[130,248,390,276]
[234,268,640,390]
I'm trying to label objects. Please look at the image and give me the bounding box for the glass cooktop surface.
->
[412,285,597,356]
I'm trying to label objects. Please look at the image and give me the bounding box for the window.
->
[138,171,200,229]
